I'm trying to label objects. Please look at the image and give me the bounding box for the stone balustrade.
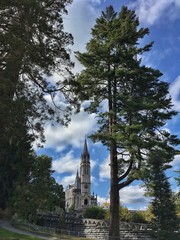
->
[65,218,154,240]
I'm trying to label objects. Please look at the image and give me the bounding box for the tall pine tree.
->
[143,150,179,240]
[0,0,78,209]
[0,0,77,137]
[75,5,180,239]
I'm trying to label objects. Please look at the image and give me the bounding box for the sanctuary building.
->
[65,139,97,211]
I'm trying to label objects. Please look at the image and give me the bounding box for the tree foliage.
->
[174,192,180,222]
[0,97,34,209]
[104,203,154,223]
[10,154,65,221]
[175,170,180,189]
[0,0,77,209]
[83,206,106,220]
[0,0,77,136]
[75,5,180,238]
[143,150,179,240]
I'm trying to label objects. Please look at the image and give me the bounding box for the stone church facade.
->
[65,139,97,211]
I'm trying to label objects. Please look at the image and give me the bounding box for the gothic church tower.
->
[65,139,97,211]
[80,139,91,206]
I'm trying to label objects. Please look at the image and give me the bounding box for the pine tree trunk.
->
[109,140,120,239]
[108,73,120,239]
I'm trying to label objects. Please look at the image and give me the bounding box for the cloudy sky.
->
[37,0,180,210]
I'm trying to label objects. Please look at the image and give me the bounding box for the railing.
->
[66,217,152,230]
[12,220,86,238]
[12,218,154,240]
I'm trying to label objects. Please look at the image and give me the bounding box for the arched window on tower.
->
[84,199,88,205]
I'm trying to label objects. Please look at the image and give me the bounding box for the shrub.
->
[119,206,131,222]
[83,206,106,219]
[130,210,147,223]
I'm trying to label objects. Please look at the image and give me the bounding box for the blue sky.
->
[37,0,180,210]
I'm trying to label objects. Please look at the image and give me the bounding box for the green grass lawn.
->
[0,227,42,240]
[0,227,93,240]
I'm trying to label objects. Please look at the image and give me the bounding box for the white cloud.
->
[130,0,180,25]
[90,160,97,172]
[33,0,102,151]
[64,0,101,73]
[52,150,80,174]
[65,0,101,51]
[171,154,180,169]
[120,185,148,205]
[99,155,110,181]
[43,107,97,151]
[99,154,132,181]
[54,175,76,188]
[141,47,172,69]
[91,175,96,186]
[169,75,180,111]
[52,150,97,174]
[97,185,149,208]
[61,174,76,187]
[97,196,110,206]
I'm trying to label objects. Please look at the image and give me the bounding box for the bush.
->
[103,203,155,223]
[130,211,147,223]
[83,206,106,219]
[120,206,131,222]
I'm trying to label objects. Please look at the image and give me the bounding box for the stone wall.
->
[65,218,155,240]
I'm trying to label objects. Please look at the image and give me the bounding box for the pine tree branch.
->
[118,178,135,190]
[26,71,65,93]
[118,159,133,182]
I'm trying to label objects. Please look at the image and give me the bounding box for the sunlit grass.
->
[0,227,42,239]
[0,227,93,240]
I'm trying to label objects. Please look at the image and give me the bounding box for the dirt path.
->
[0,219,58,239]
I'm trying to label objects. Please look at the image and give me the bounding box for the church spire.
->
[76,168,79,178]
[74,168,80,190]
[81,138,90,162]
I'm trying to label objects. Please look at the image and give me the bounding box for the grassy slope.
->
[0,227,42,240]
[0,227,93,240]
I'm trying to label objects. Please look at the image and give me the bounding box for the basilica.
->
[65,139,97,211]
